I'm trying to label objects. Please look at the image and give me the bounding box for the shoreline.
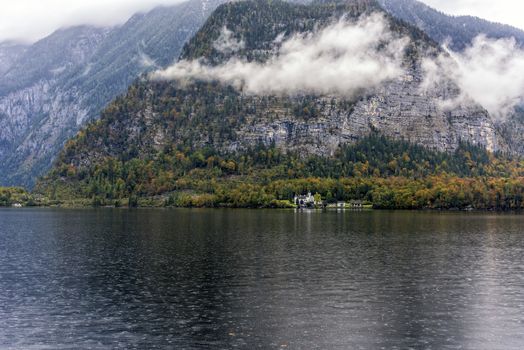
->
[2,203,523,213]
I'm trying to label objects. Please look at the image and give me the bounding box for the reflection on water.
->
[0,209,523,349]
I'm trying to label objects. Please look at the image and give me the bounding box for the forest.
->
[36,134,524,210]
[0,187,45,207]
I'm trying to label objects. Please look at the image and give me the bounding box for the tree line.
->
[37,134,524,210]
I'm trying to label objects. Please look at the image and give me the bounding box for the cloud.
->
[151,14,409,97]
[212,26,245,53]
[422,35,524,119]
[138,51,159,69]
[0,0,186,43]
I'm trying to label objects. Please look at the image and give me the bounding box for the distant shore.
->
[2,200,521,212]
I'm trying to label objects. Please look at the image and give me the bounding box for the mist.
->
[151,14,409,97]
[0,0,186,43]
[212,27,245,53]
[423,35,524,119]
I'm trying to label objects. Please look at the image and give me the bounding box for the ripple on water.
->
[0,209,523,349]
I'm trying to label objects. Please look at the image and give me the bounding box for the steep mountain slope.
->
[0,26,110,186]
[0,0,225,187]
[46,0,514,172]
[0,26,110,95]
[375,0,524,159]
[377,0,524,51]
[0,42,28,76]
[62,1,224,116]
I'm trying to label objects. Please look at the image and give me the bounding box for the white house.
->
[294,192,316,207]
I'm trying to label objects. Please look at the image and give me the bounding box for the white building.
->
[294,193,321,207]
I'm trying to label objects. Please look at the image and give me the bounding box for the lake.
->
[0,209,523,349]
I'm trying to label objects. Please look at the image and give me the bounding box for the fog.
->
[152,14,409,97]
[423,35,524,119]
[0,0,185,43]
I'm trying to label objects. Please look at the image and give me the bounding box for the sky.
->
[0,0,185,43]
[0,0,523,43]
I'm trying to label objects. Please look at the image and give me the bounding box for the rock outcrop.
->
[228,68,505,157]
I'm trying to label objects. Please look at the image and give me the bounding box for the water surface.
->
[0,209,523,349]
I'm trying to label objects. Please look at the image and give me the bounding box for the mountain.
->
[48,0,508,161]
[36,0,524,208]
[6,0,524,189]
[0,0,225,187]
[377,0,524,50]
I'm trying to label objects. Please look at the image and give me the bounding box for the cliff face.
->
[51,0,514,174]
[0,82,88,182]
[0,0,225,187]
[68,73,502,167]
[498,110,524,156]
[0,26,108,184]
[374,0,524,156]
[228,68,504,157]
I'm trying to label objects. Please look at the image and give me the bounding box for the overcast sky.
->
[0,0,184,43]
[0,0,524,43]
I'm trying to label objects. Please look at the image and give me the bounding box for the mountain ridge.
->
[0,0,226,187]
[46,0,514,170]
[377,0,524,50]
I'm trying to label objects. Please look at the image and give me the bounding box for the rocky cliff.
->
[0,27,110,185]
[375,0,524,160]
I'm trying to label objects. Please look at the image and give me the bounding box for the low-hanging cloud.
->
[422,35,524,119]
[151,13,409,97]
[212,26,245,53]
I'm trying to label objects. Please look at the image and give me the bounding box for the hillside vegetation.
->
[37,134,524,209]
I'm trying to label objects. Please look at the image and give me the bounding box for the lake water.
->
[0,209,523,349]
